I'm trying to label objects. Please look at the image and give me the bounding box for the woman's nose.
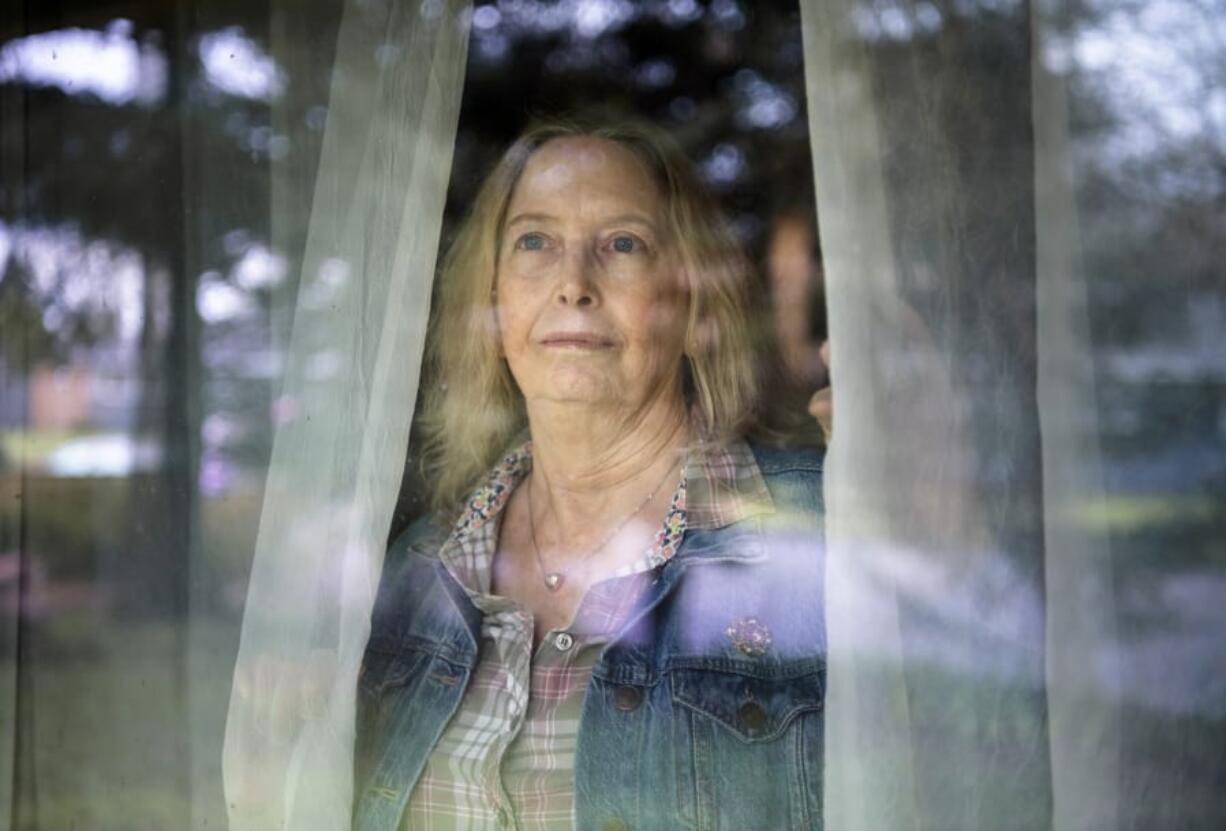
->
[555,249,598,307]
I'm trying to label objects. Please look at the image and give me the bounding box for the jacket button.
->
[601,819,630,831]
[738,701,768,731]
[612,685,642,712]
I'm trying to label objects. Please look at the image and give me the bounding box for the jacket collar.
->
[669,519,768,564]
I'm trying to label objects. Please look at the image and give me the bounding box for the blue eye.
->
[517,233,546,251]
[611,236,637,253]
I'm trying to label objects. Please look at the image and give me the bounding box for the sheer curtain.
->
[802,1,1224,829]
[222,1,470,828]
[801,6,1049,826]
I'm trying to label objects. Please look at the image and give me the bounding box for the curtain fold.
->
[223,2,471,828]
[1031,5,1122,827]
[798,10,921,827]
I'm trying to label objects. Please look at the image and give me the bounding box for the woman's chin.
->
[536,384,616,408]
[525,384,633,412]
[532,367,621,405]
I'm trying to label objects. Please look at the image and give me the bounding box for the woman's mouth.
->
[539,332,617,349]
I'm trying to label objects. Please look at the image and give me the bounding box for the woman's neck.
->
[524,392,689,540]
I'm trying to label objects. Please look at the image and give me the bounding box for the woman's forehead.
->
[510,137,662,210]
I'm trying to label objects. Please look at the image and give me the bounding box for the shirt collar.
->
[440,435,776,607]
[449,439,532,539]
[450,433,774,541]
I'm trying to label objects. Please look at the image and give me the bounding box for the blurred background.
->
[1,0,1223,828]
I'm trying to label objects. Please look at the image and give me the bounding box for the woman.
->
[354,118,825,831]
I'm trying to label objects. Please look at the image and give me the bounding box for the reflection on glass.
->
[198,27,285,101]
[0,19,166,106]
[1,0,1222,828]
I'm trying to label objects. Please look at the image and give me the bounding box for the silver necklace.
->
[526,462,678,592]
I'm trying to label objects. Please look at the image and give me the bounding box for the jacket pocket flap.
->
[357,649,426,695]
[670,667,824,742]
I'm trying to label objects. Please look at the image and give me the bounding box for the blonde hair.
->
[418,117,764,515]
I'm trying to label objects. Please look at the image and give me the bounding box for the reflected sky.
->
[0,19,165,106]
[198,26,285,101]
[841,1,1223,199]
[731,69,797,130]
[0,221,144,345]
[851,1,944,41]
[485,0,637,38]
[229,240,288,292]
[0,19,284,106]
[465,0,794,130]
[473,0,745,41]
[0,223,287,332]
[203,232,287,320]
[0,217,291,416]
[1054,0,1226,171]
[197,238,287,324]
[197,271,257,325]
[701,142,746,186]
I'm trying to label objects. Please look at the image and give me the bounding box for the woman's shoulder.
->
[379,513,450,588]
[746,441,825,475]
[389,512,450,555]
[744,440,825,519]
[370,514,462,632]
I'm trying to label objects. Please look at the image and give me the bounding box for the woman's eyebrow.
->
[504,212,660,230]
[505,212,556,228]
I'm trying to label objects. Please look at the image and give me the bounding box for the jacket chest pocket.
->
[354,648,431,774]
[357,647,432,698]
[355,652,426,735]
[671,666,824,831]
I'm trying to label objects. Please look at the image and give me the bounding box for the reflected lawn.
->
[14,617,239,831]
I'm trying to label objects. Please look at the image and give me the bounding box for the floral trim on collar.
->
[450,441,533,540]
[610,471,687,577]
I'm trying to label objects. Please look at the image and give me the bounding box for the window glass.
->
[3,1,1223,829]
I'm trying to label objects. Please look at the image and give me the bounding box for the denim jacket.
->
[354,443,825,831]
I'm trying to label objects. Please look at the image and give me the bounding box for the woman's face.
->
[495,137,688,413]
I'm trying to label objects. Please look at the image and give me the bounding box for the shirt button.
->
[738,701,768,732]
[553,632,574,652]
[612,685,642,712]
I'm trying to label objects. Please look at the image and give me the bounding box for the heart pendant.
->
[544,572,564,591]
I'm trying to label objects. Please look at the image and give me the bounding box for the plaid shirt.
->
[401,438,772,830]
